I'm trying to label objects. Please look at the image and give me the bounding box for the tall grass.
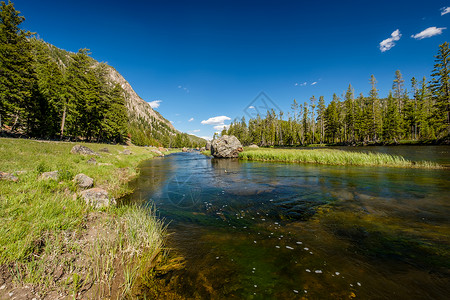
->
[0,137,172,297]
[239,148,440,168]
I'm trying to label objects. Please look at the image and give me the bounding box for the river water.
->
[127,146,450,299]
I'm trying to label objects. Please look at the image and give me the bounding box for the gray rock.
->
[248,144,259,148]
[70,145,98,156]
[182,147,188,152]
[150,149,164,156]
[73,173,94,189]
[40,171,59,181]
[99,147,110,153]
[87,158,97,165]
[121,149,132,155]
[211,135,244,158]
[200,147,206,152]
[0,172,18,182]
[79,188,116,209]
[205,141,211,150]
[158,147,168,152]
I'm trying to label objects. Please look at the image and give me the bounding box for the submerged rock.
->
[70,145,98,156]
[0,172,18,182]
[40,171,59,181]
[80,188,116,209]
[73,173,94,189]
[211,135,243,158]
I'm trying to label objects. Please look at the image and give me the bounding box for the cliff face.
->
[104,66,177,133]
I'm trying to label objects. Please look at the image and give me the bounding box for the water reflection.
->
[127,150,450,299]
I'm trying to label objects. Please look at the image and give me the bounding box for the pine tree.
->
[0,1,36,132]
[344,84,355,142]
[430,42,450,138]
[316,96,326,143]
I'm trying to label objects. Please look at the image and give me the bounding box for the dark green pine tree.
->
[344,84,355,142]
[31,39,66,137]
[101,84,128,143]
[316,96,326,143]
[430,42,450,138]
[0,1,36,132]
[65,49,93,139]
[383,91,402,141]
[325,93,339,143]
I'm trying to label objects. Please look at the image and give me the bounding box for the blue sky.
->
[13,0,449,139]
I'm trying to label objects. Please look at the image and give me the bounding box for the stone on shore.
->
[121,149,132,155]
[70,145,98,156]
[205,141,211,150]
[248,144,259,148]
[40,171,59,181]
[79,188,116,209]
[211,135,243,158]
[150,149,164,156]
[73,173,94,189]
[0,172,18,182]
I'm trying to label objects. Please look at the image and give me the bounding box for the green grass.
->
[239,147,440,168]
[0,137,174,297]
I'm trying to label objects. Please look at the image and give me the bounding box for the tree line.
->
[225,43,449,146]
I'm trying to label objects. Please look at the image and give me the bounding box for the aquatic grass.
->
[239,148,441,168]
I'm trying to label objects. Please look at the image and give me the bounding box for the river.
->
[126,146,450,299]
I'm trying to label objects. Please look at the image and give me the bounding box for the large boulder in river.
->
[71,145,98,156]
[211,135,243,158]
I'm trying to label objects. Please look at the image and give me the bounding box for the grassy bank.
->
[0,138,174,298]
[239,148,440,168]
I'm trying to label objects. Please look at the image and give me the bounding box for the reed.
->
[239,148,440,168]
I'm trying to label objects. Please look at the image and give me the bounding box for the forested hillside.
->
[225,43,450,146]
[0,1,205,148]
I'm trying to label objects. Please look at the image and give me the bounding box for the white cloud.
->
[148,100,162,108]
[411,27,446,40]
[188,117,194,122]
[379,29,402,52]
[311,82,317,85]
[214,124,230,131]
[294,82,307,87]
[248,106,255,109]
[170,120,174,124]
[192,129,200,133]
[441,7,450,16]
[201,116,231,125]
[200,136,211,141]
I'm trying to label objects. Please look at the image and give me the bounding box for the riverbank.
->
[0,138,175,299]
[239,147,441,168]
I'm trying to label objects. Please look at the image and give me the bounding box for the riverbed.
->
[127,146,450,299]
